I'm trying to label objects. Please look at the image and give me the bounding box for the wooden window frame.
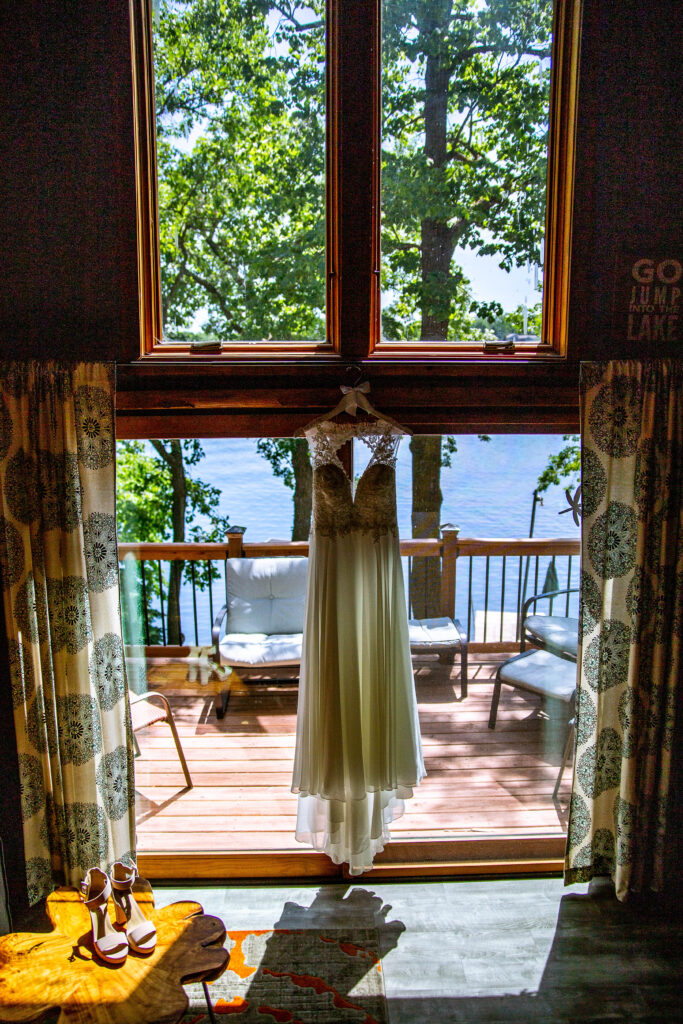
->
[130,0,581,365]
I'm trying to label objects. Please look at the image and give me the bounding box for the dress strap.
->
[306,420,401,471]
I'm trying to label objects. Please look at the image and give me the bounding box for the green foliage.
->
[116,439,230,544]
[154,0,325,342]
[472,300,543,339]
[116,440,169,543]
[381,0,553,342]
[116,440,231,638]
[537,434,581,493]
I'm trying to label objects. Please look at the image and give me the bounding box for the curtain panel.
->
[565,359,682,900]
[0,362,136,903]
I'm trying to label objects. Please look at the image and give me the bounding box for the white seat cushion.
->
[226,557,307,636]
[408,616,463,650]
[499,649,577,702]
[219,632,303,667]
[525,615,579,658]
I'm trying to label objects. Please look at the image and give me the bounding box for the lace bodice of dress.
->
[305,420,402,540]
[306,420,401,472]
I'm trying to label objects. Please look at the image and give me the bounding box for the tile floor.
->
[154,875,683,1023]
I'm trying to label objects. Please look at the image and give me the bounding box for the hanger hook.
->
[344,363,365,389]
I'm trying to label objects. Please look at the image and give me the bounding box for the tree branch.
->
[446,43,551,70]
[178,240,241,331]
[270,3,323,33]
[149,439,173,467]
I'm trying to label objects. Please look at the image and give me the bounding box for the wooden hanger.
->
[297,381,410,436]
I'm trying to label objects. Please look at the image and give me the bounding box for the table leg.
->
[202,980,217,1024]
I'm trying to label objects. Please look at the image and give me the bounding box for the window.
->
[131,0,581,360]
[381,2,552,348]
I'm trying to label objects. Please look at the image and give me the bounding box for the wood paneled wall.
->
[1,2,679,383]
[567,0,683,360]
[0,1,139,361]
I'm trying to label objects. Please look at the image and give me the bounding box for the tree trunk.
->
[151,439,187,645]
[409,435,443,617]
[290,438,313,541]
[410,7,456,618]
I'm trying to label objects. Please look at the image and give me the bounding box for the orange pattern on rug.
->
[182,927,387,1023]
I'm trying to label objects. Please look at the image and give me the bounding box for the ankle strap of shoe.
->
[80,869,111,909]
[111,862,137,893]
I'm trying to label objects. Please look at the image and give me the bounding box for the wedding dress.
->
[291,418,425,874]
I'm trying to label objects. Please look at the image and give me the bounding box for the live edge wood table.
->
[0,883,228,1024]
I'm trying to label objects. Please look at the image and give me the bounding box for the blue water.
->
[198,434,579,541]
[134,435,580,645]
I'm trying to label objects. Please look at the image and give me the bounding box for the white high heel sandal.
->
[80,868,129,965]
[110,862,157,955]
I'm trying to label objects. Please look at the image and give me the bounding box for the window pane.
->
[153,2,326,344]
[121,433,579,856]
[381,1,554,343]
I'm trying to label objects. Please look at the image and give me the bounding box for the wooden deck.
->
[133,652,571,860]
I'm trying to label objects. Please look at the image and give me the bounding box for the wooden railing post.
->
[226,529,244,559]
[440,528,460,619]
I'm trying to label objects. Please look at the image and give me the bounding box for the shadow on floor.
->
[384,879,683,1024]
[186,885,404,1022]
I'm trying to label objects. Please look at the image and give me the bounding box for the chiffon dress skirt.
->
[292,421,425,875]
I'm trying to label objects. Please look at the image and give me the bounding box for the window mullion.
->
[331,0,381,361]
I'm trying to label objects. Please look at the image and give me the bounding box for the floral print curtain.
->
[0,362,136,903]
[565,359,682,900]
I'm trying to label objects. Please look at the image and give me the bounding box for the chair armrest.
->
[452,617,467,647]
[522,587,579,620]
[129,690,171,715]
[212,603,228,662]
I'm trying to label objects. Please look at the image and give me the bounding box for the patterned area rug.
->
[180,928,387,1023]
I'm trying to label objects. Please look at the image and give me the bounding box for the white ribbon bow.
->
[339,381,370,415]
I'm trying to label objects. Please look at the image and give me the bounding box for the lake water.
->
[134,434,581,645]
[197,434,579,541]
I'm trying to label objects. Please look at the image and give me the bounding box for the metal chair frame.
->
[129,691,193,789]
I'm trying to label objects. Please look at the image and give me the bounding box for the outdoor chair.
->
[521,587,579,660]
[408,616,468,698]
[488,648,577,799]
[212,556,308,717]
[129,690,192,789]
[212,555,469,716]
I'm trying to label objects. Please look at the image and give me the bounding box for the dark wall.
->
[1,1,680,369]
[0,1,139,361]
[568,0,683,360]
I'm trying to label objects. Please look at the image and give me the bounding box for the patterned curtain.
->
[565,359,682,900]
[0,362,136,904]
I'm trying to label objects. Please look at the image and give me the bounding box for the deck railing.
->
[118,531,580,653]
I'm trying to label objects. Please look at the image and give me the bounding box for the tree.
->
[537,435,581,494]
[116,440,231,644]
[381,1,553,613]
[255,438,312,540]
[153,0,326,342]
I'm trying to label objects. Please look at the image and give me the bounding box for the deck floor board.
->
[134,652,572,854]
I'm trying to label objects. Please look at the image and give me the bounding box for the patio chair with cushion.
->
[408,616,468,698]
[211,556,308,717]
[488,648,577,799]
[212,555,469,717]
[521,586,579,660]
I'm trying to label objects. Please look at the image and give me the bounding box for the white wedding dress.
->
[291,419,425,874]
